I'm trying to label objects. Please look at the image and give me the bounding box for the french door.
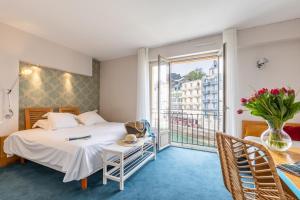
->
[151,55,171,151]
[150,52,225,151]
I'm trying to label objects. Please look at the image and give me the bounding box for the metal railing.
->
[151,109,223,149]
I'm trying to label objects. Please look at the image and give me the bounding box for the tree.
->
[185,69,205,81]
[171,73,182,80]
[171,73,182,89]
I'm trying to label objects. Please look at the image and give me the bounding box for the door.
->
[151,52,225,150]
[157,55,171,150]
[220,43,226,133]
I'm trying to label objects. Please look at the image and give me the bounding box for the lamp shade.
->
[20,68,32,76]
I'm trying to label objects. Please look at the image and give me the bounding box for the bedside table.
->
[0,136,19,167]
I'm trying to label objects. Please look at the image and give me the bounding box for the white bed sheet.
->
[4,122,126,182]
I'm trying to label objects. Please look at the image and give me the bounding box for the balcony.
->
[151,109,223,150]
[203,91,210,95]
[203,82,210,86]
[203,80,218,87]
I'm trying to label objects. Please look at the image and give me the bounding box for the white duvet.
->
[4,122,126,182]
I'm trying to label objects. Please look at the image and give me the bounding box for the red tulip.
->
[281,87,288,93]
[237,109,243,114]
[257,88,268,96]
[288,89,295,96]
[271,88,280,95]
[248,97,256,103]
[240,98,247,104]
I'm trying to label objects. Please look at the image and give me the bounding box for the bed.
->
[4,107,126,189]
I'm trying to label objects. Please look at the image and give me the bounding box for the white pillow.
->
[76,110,106,126]
[42,112,50,118]
[47,112,79,130]
[32,119,51,130]
[42,112,76,119]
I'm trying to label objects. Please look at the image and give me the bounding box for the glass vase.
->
[260,121,292,151]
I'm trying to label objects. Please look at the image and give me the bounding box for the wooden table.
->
[269,147,300,199]
[245,136,300,199]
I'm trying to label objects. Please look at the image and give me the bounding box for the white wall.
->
[100,55,137,122]
[99,19,300,138]
[99,34,223,123]
[149,34,222,60]
[236,19,300,136]
[238,19,300,48]
[0,23,92,136]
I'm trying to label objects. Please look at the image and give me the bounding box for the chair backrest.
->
[216,132,287,200]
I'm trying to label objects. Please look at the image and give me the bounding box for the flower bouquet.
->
[237,87,300,151]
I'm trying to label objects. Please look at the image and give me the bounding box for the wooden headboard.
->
[242,120,300,138]
[24,107,80,130]
[59,107,80,115]
[25,107,53,130]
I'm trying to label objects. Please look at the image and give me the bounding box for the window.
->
[150,53,224,148]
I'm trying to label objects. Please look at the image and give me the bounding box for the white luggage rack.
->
[102,136,156,190]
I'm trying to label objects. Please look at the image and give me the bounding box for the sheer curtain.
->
[136,48,150,121]
[223,28,238,136]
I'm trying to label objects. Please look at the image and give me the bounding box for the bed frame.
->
[25,107,81,129]
[23,107,88,190]
[25,107,53,130]
[59,107,80,115]
[242,120,300,138]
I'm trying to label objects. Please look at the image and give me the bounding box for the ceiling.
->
[0,0,299,61]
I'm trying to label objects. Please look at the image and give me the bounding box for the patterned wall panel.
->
[19,60,100,129]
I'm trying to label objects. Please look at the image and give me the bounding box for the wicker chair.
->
[216,132,295,200]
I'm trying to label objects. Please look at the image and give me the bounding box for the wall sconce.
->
[4,68,33,119]
[20,68,33,76]
[64,73,73,92]
[257,58,269,69]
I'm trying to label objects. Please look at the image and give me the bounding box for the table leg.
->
[103,152,107,185]
[120,153,124,191]
[153,138,157,160]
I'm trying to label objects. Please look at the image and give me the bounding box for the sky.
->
[171,59,216,76]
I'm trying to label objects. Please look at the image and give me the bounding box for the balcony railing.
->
[151,109,223,150]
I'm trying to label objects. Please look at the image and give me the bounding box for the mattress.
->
[4,122,126,182]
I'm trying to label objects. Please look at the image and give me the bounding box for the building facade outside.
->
[150,59,223,148]
[171,60,221,117]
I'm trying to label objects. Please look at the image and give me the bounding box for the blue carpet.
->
[0,147,231,200]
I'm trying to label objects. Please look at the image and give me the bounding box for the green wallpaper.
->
[19,60,100,129]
